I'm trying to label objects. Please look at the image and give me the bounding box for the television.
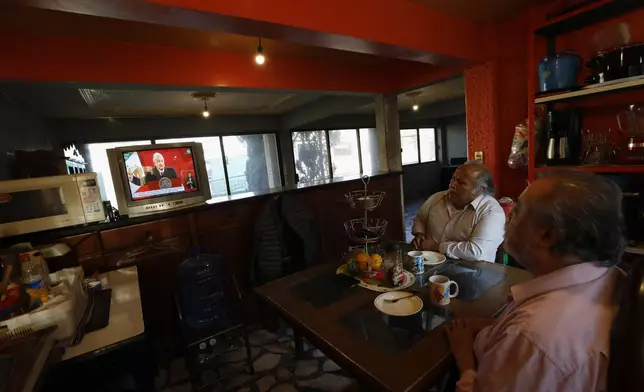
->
[107,142,211,217]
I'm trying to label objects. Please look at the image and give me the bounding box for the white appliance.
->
[0,173,105,238]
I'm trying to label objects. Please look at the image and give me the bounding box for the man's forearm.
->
[411,217,427,238]
[439,240,485,261]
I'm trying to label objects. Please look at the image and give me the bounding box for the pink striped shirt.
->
[457,262,622,392]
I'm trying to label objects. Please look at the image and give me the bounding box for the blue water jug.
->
[538,51,581,92]
[177,249,230,330]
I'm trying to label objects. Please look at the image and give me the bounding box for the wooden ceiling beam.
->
[0,32,420,94]
[281,96,375,130]
[9,0,491,66]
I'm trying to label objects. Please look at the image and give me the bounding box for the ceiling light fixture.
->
[255,38,265,65]
[407,91,422,112]
[191,92,216,118]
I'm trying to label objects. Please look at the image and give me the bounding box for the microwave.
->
[0,173,105,238]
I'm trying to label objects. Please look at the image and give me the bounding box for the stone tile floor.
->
[159,326,360,392]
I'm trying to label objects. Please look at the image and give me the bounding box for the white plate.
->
[374,291,424,316]
[358,271,416,292]
[422,251,446,266]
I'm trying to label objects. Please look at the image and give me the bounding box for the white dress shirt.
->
[412,191,505,262]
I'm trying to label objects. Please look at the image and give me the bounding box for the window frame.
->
[291,128,369,183]
[399,126,439,167]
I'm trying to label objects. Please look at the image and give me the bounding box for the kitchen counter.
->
[61,266,143,360]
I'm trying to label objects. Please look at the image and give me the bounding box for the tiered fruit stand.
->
[338,175,415,292]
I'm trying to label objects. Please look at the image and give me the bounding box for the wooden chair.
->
[495,243,524,269]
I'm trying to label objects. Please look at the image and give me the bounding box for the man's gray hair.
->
[153,152,164,162]
[464,161,495,196]
[530,171,626,267]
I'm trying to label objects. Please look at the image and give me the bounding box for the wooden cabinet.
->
[99,216,192,252]
[193,200,262,288]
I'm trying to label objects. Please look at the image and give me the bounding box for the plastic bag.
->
[508,121,528,169]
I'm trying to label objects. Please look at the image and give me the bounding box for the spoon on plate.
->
[384,293,416,303]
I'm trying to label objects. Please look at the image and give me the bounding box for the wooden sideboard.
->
[47,173,404,286]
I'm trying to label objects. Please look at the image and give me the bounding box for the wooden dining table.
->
[256,259,532,392]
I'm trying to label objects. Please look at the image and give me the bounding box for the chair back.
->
[607,260,644,391]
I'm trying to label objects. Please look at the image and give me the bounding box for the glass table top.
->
[414,261,506,302]
[336,261,506,355]
[338,300,451,355]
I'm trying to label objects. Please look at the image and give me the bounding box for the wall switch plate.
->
[474,151,484,162]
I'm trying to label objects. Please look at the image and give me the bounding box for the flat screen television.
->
[107,142,211,217]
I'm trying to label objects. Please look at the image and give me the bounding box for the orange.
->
[370,254,383,270]
[356,252,370,263]
[355,252,370,271]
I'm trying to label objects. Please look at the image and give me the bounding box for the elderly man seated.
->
[411,162,505,262]
[446,171,625,391]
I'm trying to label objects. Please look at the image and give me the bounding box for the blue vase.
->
[538,51,581,92]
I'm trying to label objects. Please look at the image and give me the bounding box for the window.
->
[400,127,437,165]
[329,129,360,178]
[156,137,227,197]
[292,130,330,183]
[87,133,281,209]
[222,134,281,194]
[400,129,419,165]
[159,134,281,196]
[292,127,389,184]
[359,128,380,175]
[87,140,152,209]
[419,128,436,162]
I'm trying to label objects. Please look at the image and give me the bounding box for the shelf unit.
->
[534,75,644,104]
[534,165,644,174]
[534,0,642,37]
[528,0,644,181]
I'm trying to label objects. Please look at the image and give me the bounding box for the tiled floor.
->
[158,326,360,392]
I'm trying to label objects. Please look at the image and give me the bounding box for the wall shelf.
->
[534,165,644,174]
[534,75,644,104]
[534,0,643,37]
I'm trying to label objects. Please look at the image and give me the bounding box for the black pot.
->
[585,43,644,84]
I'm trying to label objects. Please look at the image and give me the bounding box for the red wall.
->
[465,15,529,199]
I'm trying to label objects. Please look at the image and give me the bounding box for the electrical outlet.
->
[474,151,484,162]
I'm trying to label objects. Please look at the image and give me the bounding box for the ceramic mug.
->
[407,250,424,274]
[429,275,459,306]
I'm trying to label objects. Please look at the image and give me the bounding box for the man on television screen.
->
[145,152,178,181]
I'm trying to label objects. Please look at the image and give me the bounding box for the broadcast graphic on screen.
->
[123,147,199,201]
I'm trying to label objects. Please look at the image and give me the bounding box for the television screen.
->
[122,147,200,201]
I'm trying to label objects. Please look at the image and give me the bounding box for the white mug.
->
[429,275,459,306]
[407,250,424,274]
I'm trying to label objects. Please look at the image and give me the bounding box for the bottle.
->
[546,110,558,164]
[20,253,45,290]
[387,243,406,287]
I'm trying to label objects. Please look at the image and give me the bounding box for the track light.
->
[255,38,265,65]
[202,101,210,118]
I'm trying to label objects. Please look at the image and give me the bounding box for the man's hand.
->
[445,319,476,374]
[412,235,425,250]
[423,238,440,252]
[465,318,495,336]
